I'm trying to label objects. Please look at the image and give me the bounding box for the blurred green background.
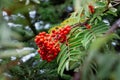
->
[0,0,73,80]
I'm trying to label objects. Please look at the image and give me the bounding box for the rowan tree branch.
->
[71,0,120,29]
[71,19,90,28]
[106,18,120,35]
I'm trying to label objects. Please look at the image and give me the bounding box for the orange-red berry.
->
[88,5,95,14]
[85,24,92,29]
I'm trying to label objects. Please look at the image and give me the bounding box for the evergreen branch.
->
[29,23,38,35]
[24,14,38,35]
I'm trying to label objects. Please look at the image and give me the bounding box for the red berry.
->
[63,31,68,34]
[40,38,44,42]
[88,5,95,14]
[85,24,91,29]
[52,30,55,33]
[66,26,71,31]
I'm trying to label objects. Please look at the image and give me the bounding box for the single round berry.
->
[85,24,91,29]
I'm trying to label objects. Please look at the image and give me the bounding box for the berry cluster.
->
[51,25,71,43]
[34,25,71,62]
[35,32,60,62]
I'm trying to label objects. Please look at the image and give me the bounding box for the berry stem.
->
[71,18,90,28]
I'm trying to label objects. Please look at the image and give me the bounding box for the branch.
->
[71,19,90,28]
[113,0,120,2]
[24,14,38,35]
[71,0,120,28]
[113,2,120,7]
[107,0,111,7]
[106,18,120,35]
[103,1,120,13]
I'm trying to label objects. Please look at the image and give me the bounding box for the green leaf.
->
[97,16,102,21]
[82,22,108,48]
[107,8,117,16]
[95,2,106,8]
[57,44,67,63]
[65,60,69,71]
[32,0,40,4]
[57,21,109,76]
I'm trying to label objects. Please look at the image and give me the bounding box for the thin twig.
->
[113,2,120,7]
[71,19,90,28]
[103,1,120,13]
[107,0,111,7]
